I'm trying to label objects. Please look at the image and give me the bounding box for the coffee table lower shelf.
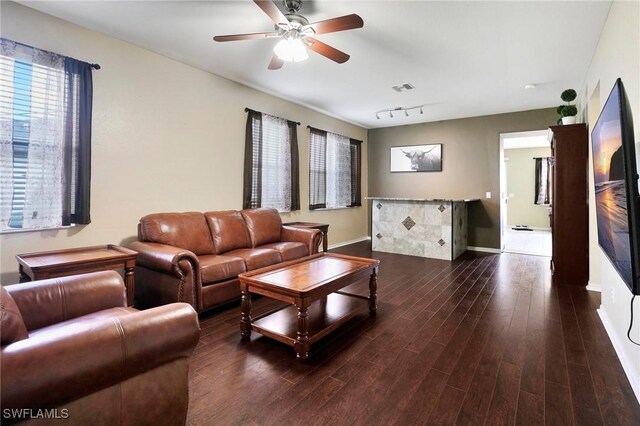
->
[251,293,367,347]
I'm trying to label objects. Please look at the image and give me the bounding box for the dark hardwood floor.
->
[186,241,640,425]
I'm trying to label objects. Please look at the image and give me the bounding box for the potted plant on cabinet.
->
[557,89,578,125]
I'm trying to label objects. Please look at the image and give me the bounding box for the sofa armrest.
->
[130,241,199,274]
[6,271,127,332]
[281,226,322,255]
[0,303,199,409]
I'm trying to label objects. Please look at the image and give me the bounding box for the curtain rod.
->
[244,107,300,125]
[3,38,101,70]
[307,125,362,144]
[533,156,551,159]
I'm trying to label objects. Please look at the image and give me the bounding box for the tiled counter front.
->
[370,198,470,261]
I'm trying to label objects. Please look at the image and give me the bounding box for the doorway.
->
[499,130,552,256]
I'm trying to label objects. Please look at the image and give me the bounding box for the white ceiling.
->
[17,0,612,129]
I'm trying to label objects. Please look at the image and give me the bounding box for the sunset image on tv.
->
[592,87,633,285]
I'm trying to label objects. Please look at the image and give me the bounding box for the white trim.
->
[587,281,602,292]
[467,246,501,254]
[597,308,640,403]
[328,236,371,250]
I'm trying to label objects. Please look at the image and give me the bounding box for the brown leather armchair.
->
[0,271,200,425]
[131,208,322,313]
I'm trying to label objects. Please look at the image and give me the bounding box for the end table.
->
[283,222,329,252]
[16,244,138,306]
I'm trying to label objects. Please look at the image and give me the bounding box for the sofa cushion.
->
[1,286,29,345]
[224,248,282,271]
[140,212,214,256]
[204,211,252,254]
[260,242,309,262]
[241,208,283,247]
[199,255,246,285]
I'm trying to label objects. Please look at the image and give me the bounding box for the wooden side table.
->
[283,222,329,252]
[16,245,138,306]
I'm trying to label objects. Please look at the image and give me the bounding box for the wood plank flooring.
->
[186,242,640,425]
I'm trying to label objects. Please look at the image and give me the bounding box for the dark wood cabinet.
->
[549,123,589,286]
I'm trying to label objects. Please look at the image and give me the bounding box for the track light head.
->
[390,111,393,118]
[405,110,409,117]
[420,107,424,114]
[376,112,380,119]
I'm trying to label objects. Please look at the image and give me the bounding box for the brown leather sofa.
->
[130,208,322,313]
[0,271,199,425]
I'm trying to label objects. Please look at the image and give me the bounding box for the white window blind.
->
[0,38,93,232]
[326,132,352,208]
[260,113,291,212]
[245,111,298,212]
[309,128,361,210]
[0,41,66,230]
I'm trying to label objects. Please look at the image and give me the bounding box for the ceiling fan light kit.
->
[213,0,363,70]
[274,37,308,62]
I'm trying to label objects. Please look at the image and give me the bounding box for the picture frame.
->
[390,144,442,172]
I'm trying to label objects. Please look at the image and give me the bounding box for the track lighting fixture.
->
[375,105,425,120]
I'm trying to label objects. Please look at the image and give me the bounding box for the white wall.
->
[0,2,369,283]
[505,147,552,228]
[582,0,640,400]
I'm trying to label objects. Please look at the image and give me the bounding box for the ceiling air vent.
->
[392,83,415,92]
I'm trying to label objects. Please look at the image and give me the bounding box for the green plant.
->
[557,88,578,121]
[561,89,577,103]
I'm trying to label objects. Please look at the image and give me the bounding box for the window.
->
[243,109,300,212]
[0,38,94,231]
[309,127,361,210]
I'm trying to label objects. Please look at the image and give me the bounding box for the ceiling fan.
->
[213,0,364,70]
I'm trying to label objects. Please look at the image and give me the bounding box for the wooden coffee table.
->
[238,253,379,360]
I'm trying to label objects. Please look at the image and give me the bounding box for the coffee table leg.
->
[295,305,310,360]
[241,290,252,339]
[369,268,378,314]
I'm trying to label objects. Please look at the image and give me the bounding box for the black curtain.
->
[62,58,93,225]
[288,119,300,211]
[534,157,551,205]
[243,110,262,209]
[349,139,362,207]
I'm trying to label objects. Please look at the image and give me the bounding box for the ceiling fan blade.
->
[253,0,289,26]
[268,54,284,70]
[306,38,350,64]
[213,32,278,42]
[304,14,364,35]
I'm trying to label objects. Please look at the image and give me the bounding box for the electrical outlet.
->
[486,192,492,199]
[610,287,615,304]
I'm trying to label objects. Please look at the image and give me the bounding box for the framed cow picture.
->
[390,144,442,172]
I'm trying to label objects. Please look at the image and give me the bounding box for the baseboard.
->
[597,308,640,403]
[328,236,371,250]
[467,246,501,254]
[587,281,602,292]
[505,226,551,232]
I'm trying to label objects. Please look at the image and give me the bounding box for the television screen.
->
[591,78,639,295]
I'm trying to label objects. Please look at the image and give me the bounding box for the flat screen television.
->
[591,78,640,295]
